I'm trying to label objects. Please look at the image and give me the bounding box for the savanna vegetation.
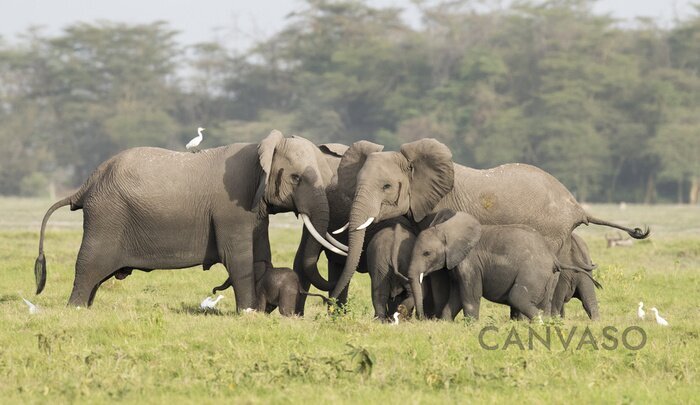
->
[1,0,700,203]
[0,200,698,402]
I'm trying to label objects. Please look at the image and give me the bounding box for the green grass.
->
[0,199,698,403]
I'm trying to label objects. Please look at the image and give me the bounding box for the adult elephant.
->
[330,138,649,299]
[292,141,386,314]
[33,130,345,309]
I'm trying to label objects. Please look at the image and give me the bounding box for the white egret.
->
[200,294,224,310]
[650,307,669,326]
[637,301,645,320]
[391,312,400,325]
[186,127,205,152]
[22,297,39,314]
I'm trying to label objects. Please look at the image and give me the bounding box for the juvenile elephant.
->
[407,210,561,321]
[34,130,346,309]
[329,138,649,300]
[551,233,603,320]
[364,217,417,321]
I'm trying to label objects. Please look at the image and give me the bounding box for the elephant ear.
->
[428,209,457,228]
[400,139,454,222]
[337,140,384,198]
[437,212,481,269]
[318,143,349,157]
[253,129,285,208]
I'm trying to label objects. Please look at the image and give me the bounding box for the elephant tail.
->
[556,261,603,289]
[586,215,650,239]
[300,290,334,305]
[35,197,72,295]
[211,278,232,295]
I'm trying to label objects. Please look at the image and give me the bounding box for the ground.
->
[0,198,698,403]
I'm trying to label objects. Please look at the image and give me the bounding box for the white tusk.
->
[326,233,348,251]
[300,214,348,256]
[332,222,349,234]
[356,217,375,230]
[419,273,424,284]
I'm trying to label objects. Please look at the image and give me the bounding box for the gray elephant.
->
[293,141,397,313]
[34,130,346,309]
[329,138,649,300]
[363,217,417,321]
[406,210,561,321]
[551,233,603,320]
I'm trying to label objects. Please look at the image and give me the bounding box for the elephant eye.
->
[382,183,391,190]
[423,251,431,257]
[290,174,301,184]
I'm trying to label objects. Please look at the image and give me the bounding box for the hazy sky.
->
[0,0,694,50]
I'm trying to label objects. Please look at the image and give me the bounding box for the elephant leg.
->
[265,303,277,314]
[441,283,462,321]
[256,291,268,313]
[292,238,312,315]
[455,264,482,320]
[508,284,540,321]
[510,307,524,321]
[575,277,601,321]
[540,272,560,317]
[551,272,575,318]
[278,290,299,317]
[371,279,390,320]
[430,271,451,317]
[218,228,256,311]
[68,242,121,307]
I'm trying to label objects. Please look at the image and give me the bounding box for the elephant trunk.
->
[297,229,333,291]
[330,189,378,299]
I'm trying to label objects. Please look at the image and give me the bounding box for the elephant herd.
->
[34,130,649,321]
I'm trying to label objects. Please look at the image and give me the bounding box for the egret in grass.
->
[22,297,39,314]
[186,127,205,152]
[650,307,669,326]
[390,312,400,325]
[637,301,645,320]
[200,294,224,310]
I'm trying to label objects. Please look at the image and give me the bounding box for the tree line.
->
[1,0,698,203]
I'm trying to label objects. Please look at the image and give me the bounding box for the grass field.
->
[1,198,698,403]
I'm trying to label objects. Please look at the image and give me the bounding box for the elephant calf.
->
[407,209,561,321]
[551,233,603,320]
[364,218,418,321]
[213,264,303,316]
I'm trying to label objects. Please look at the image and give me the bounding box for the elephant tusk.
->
[332,222,349,234]
[326,233,349,251]
[419,273,424,284]
[300,214,348,256]
[356,217,375,230]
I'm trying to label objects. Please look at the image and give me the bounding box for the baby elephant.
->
[212,264,303,316]
[551,233,603,320]
[407,209,561,321]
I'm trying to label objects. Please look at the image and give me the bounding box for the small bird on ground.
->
[186,127,205,152]
[200,294,224,310]
[650,307,669,326]
[22,297,39,314]
[637,301,645,320]
[390,312,400,325]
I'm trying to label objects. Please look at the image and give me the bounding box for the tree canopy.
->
[1,1,698,203]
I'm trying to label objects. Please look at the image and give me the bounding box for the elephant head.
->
[406,210,481,319]
[254,130,346,256]
[330,138,455,298]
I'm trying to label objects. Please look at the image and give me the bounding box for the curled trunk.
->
[330,189,377,298]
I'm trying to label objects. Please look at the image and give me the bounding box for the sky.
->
[0,0,695,50]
